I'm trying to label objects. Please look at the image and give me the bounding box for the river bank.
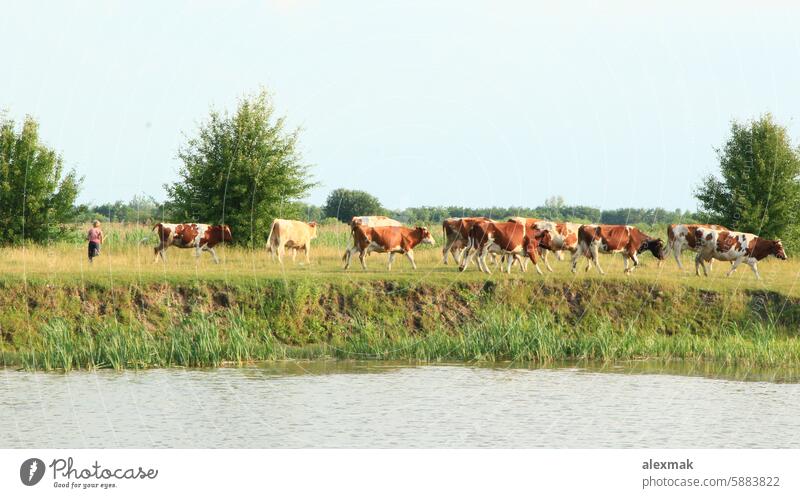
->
[1,278,799,370]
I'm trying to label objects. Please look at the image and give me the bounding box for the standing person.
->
[87,220,104,264]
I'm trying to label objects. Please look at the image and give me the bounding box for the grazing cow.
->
[665,223,729,270]
[694,227,786,279]
[572,224,665,274]
[459,220,542,274]
[153,223,233,263]
[441,217,494,265]
[532,220,581,272]
[343,225,436,270]
[266,219,318,264]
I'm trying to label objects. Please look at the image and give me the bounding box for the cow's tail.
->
[266,220,277,252]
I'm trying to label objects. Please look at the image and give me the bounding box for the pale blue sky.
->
[2,1,799,210]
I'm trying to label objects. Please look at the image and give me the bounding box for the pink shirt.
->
[88,228,102,243]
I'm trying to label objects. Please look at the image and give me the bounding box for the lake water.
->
[2,361,799,448]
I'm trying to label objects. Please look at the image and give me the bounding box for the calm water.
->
[2,361,799,448]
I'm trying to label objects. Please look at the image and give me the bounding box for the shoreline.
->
[1,277,799,370]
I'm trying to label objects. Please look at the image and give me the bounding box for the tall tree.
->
[166,90,315,246]
[323,188,384,222]
[695,114,800,242]
[0,114,81,244]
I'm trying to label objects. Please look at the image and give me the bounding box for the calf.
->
[532,220,581,272]
[665,223,728,270]
[572,224,665,274]
[694,228,786,280]
[459,220,542,274]
[153,223,233,264]
[343,225,436,270]
[441,217,494,265]
[266,219,318,264]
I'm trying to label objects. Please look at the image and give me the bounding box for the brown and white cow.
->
[153,223,233,263]
[572,224,665,274]
[665,223,729,270]
[343,225,436,270]
[343,215,404,263]
[531,220,581,272]
[266,219,318,264]
[459,220,542,274]
[694,227,786,279]
[441,217,494,265]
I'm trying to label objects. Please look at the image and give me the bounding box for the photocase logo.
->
[20,458,45,486]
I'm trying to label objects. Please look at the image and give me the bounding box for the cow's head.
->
[524,234,540,264]
[773,239,787,260]
[640,238,666,260]
[220,224,233,243]
[417,227,436,245]
[308,221,319,239]
[535,228,553,251]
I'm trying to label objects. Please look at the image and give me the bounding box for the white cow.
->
[266,219,318,264]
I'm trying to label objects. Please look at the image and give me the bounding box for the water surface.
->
[2,361,799,448]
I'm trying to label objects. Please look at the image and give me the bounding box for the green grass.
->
[1,222,799,371]
[10,305,800,371]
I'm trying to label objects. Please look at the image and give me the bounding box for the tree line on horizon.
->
[1,90,799,249]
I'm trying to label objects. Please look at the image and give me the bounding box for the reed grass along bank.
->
[2,278,799,370]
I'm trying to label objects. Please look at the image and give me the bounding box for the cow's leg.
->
[343,247,355,270]
[542,249,554,273]
[359,249,368,270]
[154,245,165,263]
[458,243,474,272]
[405,250,418,270]
[672,242,684,270]
[387,252,396,270]
[304,244,311,264]
[442,239,454,265]
[696,253,710,277]
[571,246,582,273]
[622,253,630,274]
[276,243,285,264]
[591,244,605,275]
[747,258,761,280]
[629,251,640,273]
[452,243,466,265]
[477,247,491,274]
[555,250,564,261]
[726,258,743,277]
[505,253,514,274]
[207,247,220,264]
[514,254,528,272]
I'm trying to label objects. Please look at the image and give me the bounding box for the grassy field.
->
[1,222,797,295]
[1,222,799,370]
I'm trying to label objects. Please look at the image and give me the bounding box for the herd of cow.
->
[150,215,787,279]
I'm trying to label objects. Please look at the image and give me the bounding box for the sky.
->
[2,0,800,211]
